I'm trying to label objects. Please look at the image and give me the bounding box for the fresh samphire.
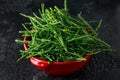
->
[16,0,112,63]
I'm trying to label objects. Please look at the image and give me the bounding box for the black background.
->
[0,0,120,80]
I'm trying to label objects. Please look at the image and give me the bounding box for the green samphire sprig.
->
[16,0,112,62]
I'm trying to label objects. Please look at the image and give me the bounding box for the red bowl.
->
[24,36,91,76]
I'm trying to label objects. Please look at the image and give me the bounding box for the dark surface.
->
[0,0,120,80]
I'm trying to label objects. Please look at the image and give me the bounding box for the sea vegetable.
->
[16,0,112,62]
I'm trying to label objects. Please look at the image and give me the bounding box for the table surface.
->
[0,0,120,80]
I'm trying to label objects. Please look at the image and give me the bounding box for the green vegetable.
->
[16,0,112,62]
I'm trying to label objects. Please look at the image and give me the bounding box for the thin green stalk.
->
[64,0,67,10]
[96,19,102,32]
[78,14,97,36]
